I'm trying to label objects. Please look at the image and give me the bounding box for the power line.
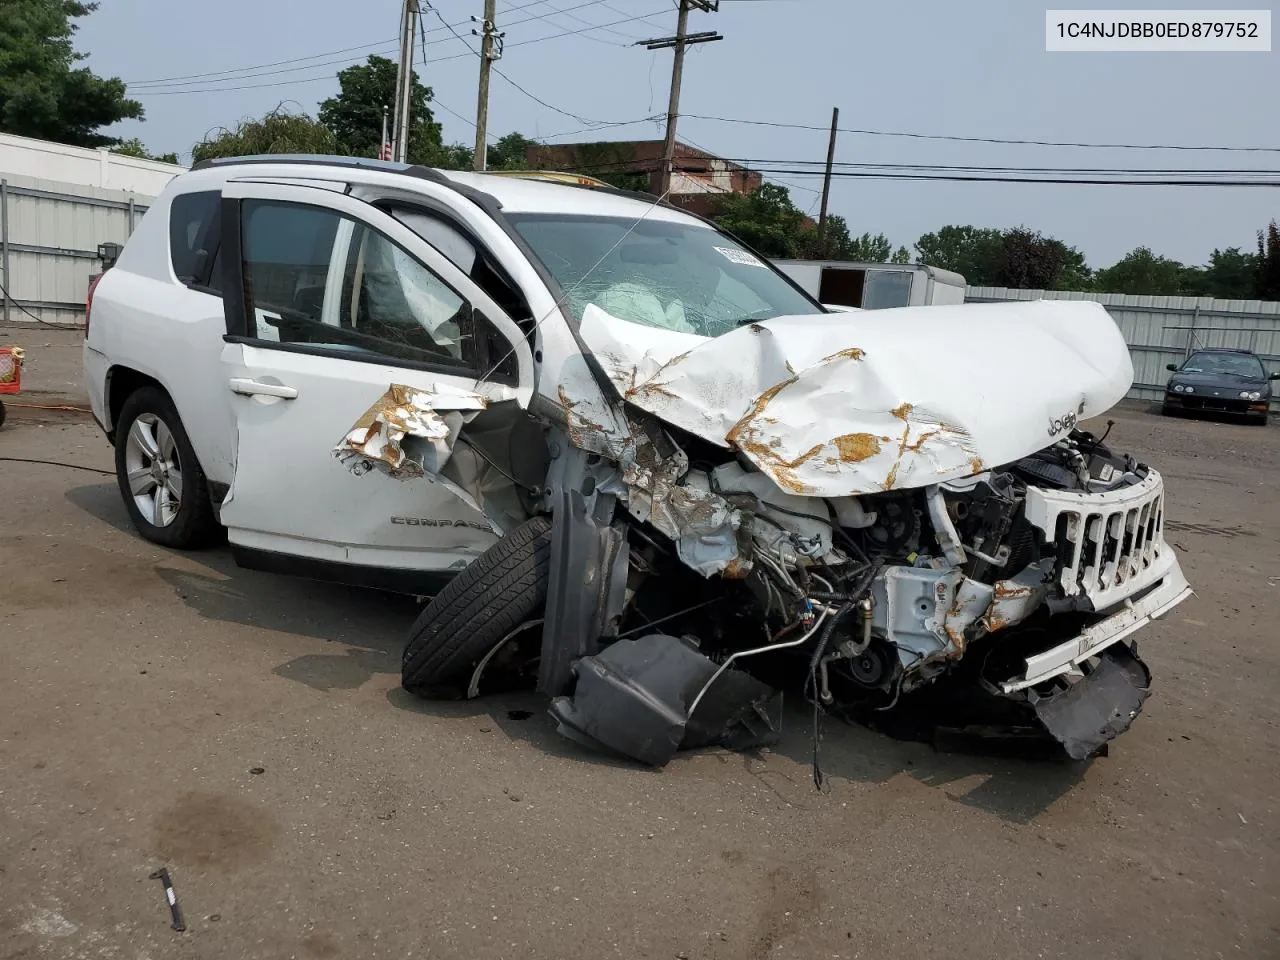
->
[684,113,1280,154]
[429,4,665,128]
[124,0,625,90]
[703,158,1280,177]
[125,38,399,87]
[133,8,672,96]
[740,169,1280,186]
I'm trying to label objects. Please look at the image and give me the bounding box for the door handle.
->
[229,378,298,399]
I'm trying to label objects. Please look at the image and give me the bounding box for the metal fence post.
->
[1185,305,1200,359]
[1,178,9,325]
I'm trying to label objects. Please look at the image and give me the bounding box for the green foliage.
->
[915,224,1089,289]
[914,225,1004,283]
[1089,244,1261,299]
[111,137,177,164]
[485,132,536,170]
[1256,222,1280,300]
[190,108,338,163]
[0,0,143,147]
[319,56,446,164]
[1093,247,1186,295]
[711,183,813,258]
[1202,248,1259,299]
[890,246,911,264]
[843,230,896,262]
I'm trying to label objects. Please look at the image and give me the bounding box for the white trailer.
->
[773,259,967,310]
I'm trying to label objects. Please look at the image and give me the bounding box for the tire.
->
[0,400,6,429]
[402,515,552,698]
[114,386,220,549]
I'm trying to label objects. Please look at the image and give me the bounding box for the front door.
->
[216,180,536,580]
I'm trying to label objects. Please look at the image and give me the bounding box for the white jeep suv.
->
[84,156,1191,765]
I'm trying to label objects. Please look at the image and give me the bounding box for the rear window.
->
[169,190,221,285]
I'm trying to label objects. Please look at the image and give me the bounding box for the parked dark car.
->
[1163,348,1277,425]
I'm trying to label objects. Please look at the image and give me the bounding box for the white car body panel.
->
[577,298,1134,496]
[89,271,237,481]
[211,180,534,569]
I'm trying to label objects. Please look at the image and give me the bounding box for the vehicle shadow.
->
[65,481,422,693]
[761,700,1091,824]
[385,686,651,771]
[386,682,1090,819]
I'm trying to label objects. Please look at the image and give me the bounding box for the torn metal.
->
[333,382,488,479]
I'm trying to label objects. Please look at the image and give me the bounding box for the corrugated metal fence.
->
[967,286,1280,410]
[0,175,152,326]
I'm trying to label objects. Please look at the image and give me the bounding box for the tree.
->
[0,0,143,147]
[915,224,1090,289]
[1256,221,1280,300]
[485,132,537,170]
[319,55,447,165]
[191,108,338,163]
[990,227,1092,290]
[890,246,911,264]
[914,225,1004,285]
[111,137,178,164]
[1200,247,1256,299]
[1094,247,1187,295]
[711,183,812,258]
[843,231,893,262]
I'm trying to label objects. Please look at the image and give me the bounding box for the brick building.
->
[525,139,761,216]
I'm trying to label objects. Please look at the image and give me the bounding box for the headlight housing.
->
[1240,390,1262,401]
[1183,385,1195,394]
[1172,384,1184,393]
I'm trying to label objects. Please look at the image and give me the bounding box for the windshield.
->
[1181,351,1266,378]
[507,214,823,337]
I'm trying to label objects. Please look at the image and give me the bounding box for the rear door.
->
[216,180,537,581]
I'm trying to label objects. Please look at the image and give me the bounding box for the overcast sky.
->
[77,0,1277,267]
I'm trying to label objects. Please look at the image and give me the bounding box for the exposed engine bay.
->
[539,413,1189,767]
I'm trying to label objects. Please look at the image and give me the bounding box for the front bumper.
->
[1164,392,1268,416]
[999,553,1191,693]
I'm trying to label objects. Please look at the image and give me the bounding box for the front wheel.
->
[402,515,552,699]
[114,386,220,549]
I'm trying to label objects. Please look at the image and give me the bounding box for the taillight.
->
[85,272,105,338]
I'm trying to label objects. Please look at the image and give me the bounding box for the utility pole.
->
[391,0,420,163]
[638,1,721,197]
[817,106,839,255]
[472,0,505,171]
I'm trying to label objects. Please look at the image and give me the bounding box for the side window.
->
[169,190,221,289]
[240,199,475,370]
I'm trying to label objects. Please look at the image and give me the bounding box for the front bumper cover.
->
[1000,553,1191,694]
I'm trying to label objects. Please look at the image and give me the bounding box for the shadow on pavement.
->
[385,686,650,771]
[66,481,422,692]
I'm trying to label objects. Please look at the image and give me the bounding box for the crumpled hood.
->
[578,299,1133,497]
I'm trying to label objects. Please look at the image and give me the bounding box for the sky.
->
[75,0,1279,269]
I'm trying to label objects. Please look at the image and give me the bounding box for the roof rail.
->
[188,154,447,184]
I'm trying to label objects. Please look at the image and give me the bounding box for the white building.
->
[0,132,186,326]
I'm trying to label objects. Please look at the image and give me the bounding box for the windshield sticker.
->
[714,246,766,268]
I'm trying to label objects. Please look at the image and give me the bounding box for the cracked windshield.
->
[508,214,823,336]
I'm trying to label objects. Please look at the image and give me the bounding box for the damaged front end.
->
[535,300,1191,766]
